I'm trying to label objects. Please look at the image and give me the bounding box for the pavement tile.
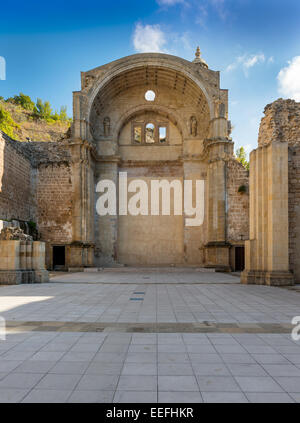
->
[35,373,82,390]
[114,390,157,403]
[158,363,194,376]
[202,392,248,403]
[197,376,241,392]
[246,392,294,403]
[122,363,157,375]
[0,388,30,403]
[158,375,199,392]
[158,391,202,403]
[0,372,44,389]
[77,374,119,391]
[275,377,300,392]
[235,376,284,393]
[192,363,230,376]
[117,375,157,391]
[22,389,72,403]
[68,390,114,403]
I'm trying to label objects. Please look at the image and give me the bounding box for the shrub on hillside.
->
[13,93,35,111]
[0,106,19,138]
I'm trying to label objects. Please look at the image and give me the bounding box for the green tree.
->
[59,106,68,121]
[0,106,19,138]
[236,146,249,170]
[50,110,60,121]
[34,98,52,120]
[13,93,35,111]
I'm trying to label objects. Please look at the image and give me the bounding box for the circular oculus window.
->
[145,90,156,101]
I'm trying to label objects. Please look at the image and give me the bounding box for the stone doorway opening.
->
[235,246,245,271]
[53,246,65,270]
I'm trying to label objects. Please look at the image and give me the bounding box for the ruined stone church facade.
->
[0,51,299,284]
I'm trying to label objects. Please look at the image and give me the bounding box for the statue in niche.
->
[103,117,111,137]
[219,103,226,118]
[227,120,232,137]
[84,75,95,89]
[190,116,197,137]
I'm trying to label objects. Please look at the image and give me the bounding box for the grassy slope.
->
[0,100,70,142]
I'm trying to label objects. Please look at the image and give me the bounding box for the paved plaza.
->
[0,268,299,403]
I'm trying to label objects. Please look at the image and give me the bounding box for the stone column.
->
[204,115,233,271]
[241,141,294,285]
[69,140,95,270]
[95,157,119,266]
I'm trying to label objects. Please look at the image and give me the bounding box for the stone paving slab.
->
[0,277,299,324]
[49,268,239,284]
[0,269,299,402]
[0,331,299,403]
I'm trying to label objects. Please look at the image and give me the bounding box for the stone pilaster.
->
[241,141,294,285]
[204,116,233,271]
[69,139,95,270]
[95,156,120,266]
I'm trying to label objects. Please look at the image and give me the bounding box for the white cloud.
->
[226,53,267,76]
[195,5,208,27]
[278,56,300,102]
[133,24,167,53]
[157,0,185,5]
[195,0,228,26]
[243,53,265,69]
[210,0,227,20]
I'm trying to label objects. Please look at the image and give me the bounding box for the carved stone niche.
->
[219,103,226,118]
[227,120,232,137]
[103,117,111,137]
[190,116,197,137]
[84,75,95,89]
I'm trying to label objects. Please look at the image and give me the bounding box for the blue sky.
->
[1,0,300,153]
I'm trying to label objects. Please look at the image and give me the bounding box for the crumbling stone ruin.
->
[0,50,299,285]
[0,226,33,241]
[241,99,300,285]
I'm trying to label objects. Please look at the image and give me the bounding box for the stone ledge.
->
[4,320,295,334]
[0,269,48,285]
[241,270,294,286]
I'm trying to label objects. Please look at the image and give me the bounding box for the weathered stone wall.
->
[259,99,300,282]
[0,131,36,223]
[226,159,249,242]
[258,99,300,146]
[288,146,300,282]
[0,133,73,250]
[242,99,300,285]
[29,141,73,245]
[36,162,73,245]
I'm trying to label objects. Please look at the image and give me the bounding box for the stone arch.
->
[86,58,214,125]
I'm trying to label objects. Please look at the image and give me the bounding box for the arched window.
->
[145,123,155,144]
[133,126,142,143]
[131,120,169,144]
[159,126,167,143]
